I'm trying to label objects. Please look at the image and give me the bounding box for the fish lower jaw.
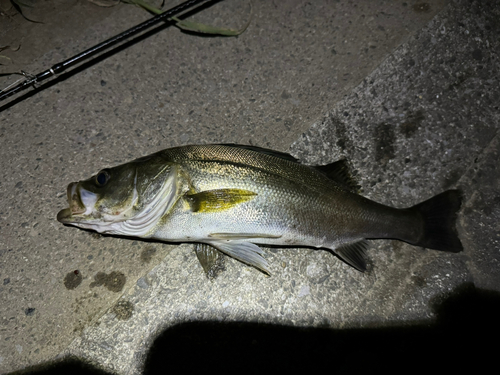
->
[57,209,126,234]
[68,220,125,235]
[57,208,73,223]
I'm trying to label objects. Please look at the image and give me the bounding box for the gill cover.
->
[58,155,178,237]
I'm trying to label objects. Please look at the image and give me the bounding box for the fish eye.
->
[95,170,110,187]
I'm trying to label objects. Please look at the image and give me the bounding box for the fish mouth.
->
[57,182,97,223]
[57,207,73,223]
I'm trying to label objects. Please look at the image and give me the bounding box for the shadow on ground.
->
[10,283,499,375]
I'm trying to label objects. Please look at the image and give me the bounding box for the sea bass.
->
[57,144,463,276]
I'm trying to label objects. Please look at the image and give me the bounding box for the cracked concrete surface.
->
[0,0,498,373]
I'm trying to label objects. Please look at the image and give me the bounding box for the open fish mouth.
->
[57,182,97,223]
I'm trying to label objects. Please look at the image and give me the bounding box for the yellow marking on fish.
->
[185,189,257,213]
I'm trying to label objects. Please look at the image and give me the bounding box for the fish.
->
[57,144,463,277]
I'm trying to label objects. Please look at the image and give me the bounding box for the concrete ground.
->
[0,0,499,373]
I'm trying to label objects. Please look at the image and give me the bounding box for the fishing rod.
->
[0,0,213,103]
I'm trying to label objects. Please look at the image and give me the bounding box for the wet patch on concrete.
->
[90,271,126,293]
[111,300,134,321]
[72,292,100,315]
[24,308,35,316]
[442,168,465,190]
[413,3,431,13]
[64,270,83,290]
[374,123,396,166]
[333,115,350,154]
[140,246,156,264]
[399,110,424,138]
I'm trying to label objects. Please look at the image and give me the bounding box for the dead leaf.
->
[87,0,120,7]
[121,0,253,37]
[10,0,43,23]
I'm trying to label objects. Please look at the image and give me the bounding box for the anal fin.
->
[335,240,369,272]
[209,240,271,275]
[194,243,226,280]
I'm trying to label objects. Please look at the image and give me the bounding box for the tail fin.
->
[410,190,463,252]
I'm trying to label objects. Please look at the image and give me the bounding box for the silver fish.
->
[57,144,462,276]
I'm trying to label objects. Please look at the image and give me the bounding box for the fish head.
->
[57,155,178,235]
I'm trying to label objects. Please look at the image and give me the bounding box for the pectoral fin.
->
[334,240,369,272]
[185,189,257,213]
[209,241,271,275]
[194,243,226,280]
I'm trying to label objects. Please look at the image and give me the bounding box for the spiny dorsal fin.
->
[219,144,299,163]
[194,243,226,280]
[185,189,257,213]
[335,240,369,272]
[314,160,360,192]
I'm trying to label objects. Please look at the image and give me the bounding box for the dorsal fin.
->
[219,144,359,191]
[219,144,299,163]
[314,160,360,192]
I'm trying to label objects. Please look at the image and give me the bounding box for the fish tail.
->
[409,189,463,252]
